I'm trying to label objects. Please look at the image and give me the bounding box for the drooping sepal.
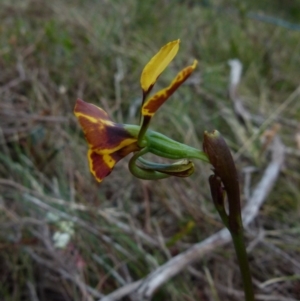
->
[74,99,137,151]
[88,142,140,182]
[88,150,113,182]
[74,99,141,182]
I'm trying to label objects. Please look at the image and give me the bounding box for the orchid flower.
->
[74,41,255,301]
[74,40,208,182]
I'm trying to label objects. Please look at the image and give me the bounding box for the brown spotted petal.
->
[142,60,197,117]
[74,99,139,182]
[88,142,140,182]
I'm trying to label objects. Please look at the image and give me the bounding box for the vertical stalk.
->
[230,230,255,301]
[204,130,255,301]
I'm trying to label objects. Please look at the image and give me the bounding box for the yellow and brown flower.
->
[74,99,140,182]
[74,40,200,182]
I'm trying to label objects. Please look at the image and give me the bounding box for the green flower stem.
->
[230,229,255,301]
[226,190,254,301]
[137,115,151,147]
[210,187,255,301]
[209,177,254,301]
[125,124,209,162]
[145,130,209,162]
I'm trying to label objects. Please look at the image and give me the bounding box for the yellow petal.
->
[140,40,180,93]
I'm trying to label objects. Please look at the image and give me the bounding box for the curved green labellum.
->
[137,157,194,177]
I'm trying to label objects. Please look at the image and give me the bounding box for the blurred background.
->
[1,0,300,300]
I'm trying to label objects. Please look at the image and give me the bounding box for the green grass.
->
[0,0,300,300]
